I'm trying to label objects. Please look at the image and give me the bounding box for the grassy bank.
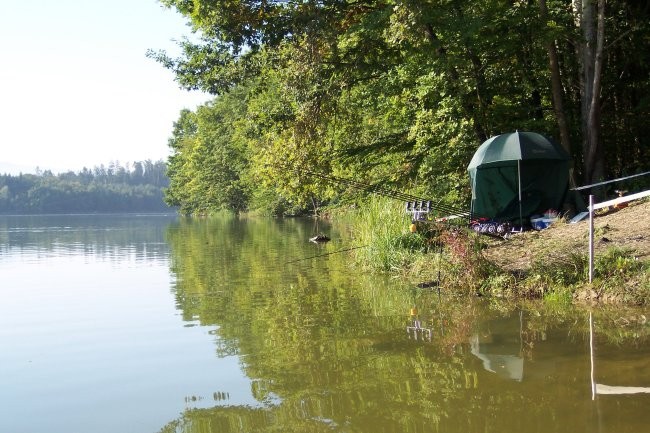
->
[345,197,650,306]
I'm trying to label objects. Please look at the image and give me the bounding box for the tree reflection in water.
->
[161,216,650,433]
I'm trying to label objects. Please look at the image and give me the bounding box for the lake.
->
[1,214,649,433]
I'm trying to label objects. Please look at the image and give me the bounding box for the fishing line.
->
[285,244,368,264]
[287,165,469,217]
[280,161,469,217]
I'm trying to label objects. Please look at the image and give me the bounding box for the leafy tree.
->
[165,87,252,214]
[153,0,650,213]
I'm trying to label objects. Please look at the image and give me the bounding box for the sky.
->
[0,0,210,174]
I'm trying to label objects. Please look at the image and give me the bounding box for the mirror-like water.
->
[1,214,648,433]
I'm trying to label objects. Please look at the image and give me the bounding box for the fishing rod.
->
[270,159,468,215]
[297,167,530,232]
[313,170,466,215]
[291,166,469,218]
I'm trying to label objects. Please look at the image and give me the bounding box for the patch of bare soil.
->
[482,200,650,272]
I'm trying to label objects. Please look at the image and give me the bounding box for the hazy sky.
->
[0,0,209,174]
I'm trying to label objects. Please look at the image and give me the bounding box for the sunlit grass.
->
[348,197,428,272]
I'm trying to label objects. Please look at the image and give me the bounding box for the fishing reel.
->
[405,200,432,221]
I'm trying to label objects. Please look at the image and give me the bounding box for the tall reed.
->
[349,197,427,272]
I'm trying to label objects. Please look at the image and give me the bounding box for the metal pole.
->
[590,311,596,400]
[518,160,523,228]
[589,195,594,283]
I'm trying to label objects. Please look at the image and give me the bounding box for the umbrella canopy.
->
[468,132,571,223]
[468,131,569,169]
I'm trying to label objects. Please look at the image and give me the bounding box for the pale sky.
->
[0,0,209,174]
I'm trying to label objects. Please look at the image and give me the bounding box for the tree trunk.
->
[539,0,575,186]
[586,0,606,185]
[539,0,571,154]
[575,0,606,186]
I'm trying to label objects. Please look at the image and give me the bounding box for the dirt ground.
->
[482,199,650,272]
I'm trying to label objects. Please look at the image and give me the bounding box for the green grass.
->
[348,197,428,272]
[347,197,497,294]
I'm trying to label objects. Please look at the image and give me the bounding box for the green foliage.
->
[594,247,643,279]
[155,0,650,218]
[165,87,252,214]
[530,252,588,287]
[589,247,649,303]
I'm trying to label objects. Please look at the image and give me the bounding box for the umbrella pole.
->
[518,160,523,228]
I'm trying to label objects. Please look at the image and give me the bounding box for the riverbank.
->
[345,198,650,306]
[483,199,650,271]
[479,199,650,304]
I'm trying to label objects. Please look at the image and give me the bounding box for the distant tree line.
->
[0,160,172,214]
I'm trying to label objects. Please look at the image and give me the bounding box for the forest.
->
[149,0,650,216]
[0,160,172,213]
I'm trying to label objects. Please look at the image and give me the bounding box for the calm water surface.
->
[1,214,649,433]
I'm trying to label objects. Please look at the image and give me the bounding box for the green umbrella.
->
[468,131,571,227]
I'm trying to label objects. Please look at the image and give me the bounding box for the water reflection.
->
[1,213,645,432]
[470,313,524,381]
[0,213,175,263]
[406,316,433,342]
[161,210,650,433]
[163,214,650,433]
[590,311,650,397]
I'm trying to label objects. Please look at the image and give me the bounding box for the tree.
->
[154,0,650,213]
[164,89,252,214]
[0,161,173,214]
[574,0,606,185]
